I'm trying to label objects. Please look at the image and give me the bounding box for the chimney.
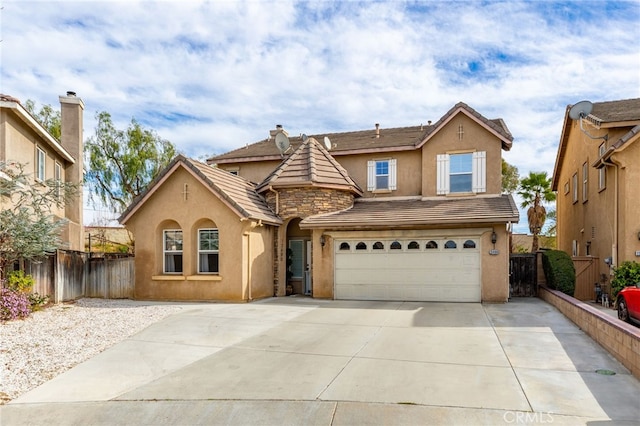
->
[375,123,380,138]
[59,91,84,251]
[269,124,288,139]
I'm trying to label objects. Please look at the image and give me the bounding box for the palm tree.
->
[517,171,556,252]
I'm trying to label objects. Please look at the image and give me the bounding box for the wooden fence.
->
[572,256,600,301]
[24,250,134,302]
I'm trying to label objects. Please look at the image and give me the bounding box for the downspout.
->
[268,186,279,214]
[602,157,619,271]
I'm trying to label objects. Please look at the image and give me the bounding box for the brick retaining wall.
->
[538,286,640,379]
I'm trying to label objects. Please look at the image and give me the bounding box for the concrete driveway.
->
[2,298,639,425]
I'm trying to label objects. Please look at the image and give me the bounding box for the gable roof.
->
[209,102,513,165]
[119,155,281,226]
[256,136,363,195]
[552,98,640,190]
[300,194,519,229]
[0,94,75,163]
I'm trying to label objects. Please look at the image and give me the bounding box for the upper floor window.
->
[367,159,397,191]
[163,229,183,273]
[572,173,578,203]
[598,143,606,190]
[36,146,46,182]
[54,162,62,200]
[198,229,219,273]
[582,162,588,202]
[437,151,486,194]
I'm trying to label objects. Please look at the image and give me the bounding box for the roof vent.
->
[375,123,380,138]
[66,91,76,97]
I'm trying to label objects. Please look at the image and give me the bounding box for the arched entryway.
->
[285,218,312,296]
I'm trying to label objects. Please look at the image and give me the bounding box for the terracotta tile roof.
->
[299,194,519,229]
[256,137,363,195]
[0,94,21,103]
[209,102,513,164]
[119,155,281,226]
[589,98,640,123]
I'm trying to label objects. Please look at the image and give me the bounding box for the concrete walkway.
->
[2,297,639,425]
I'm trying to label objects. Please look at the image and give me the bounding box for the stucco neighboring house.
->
[0,92,85,251]
[552,98,640,283]
[121,102,519,302]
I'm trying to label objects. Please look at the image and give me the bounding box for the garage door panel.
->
[334,238,481,302]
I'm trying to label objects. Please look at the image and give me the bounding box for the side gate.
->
[509,253,537,297]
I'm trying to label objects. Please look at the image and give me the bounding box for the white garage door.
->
[334,237,481,302]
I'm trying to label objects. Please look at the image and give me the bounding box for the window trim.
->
[437,151,486,195]
[163,229,183,274]
[598,143,606,190]
[198,228,219,274]
[572,172,578,203]
[36,146,46,182]
[367,158,397,192]
[582,162,588,203]
[54,162,62,200]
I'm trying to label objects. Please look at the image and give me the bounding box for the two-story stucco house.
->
[552,98,640,290]
[0,92,85,251]
[120,102,519,302]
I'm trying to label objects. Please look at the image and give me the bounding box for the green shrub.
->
[6,270,35,293]
[28,292,50,311]
[611,261,640,297]
[542,250,576,296]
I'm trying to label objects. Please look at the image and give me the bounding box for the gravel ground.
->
[0,298,184,404]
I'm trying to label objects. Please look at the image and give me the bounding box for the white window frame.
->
[54,162,62,200]
[367,159,397,191]
[36,146,46,182]
[598,143,606,190]
[572,173,578,203]
[437,151,486,195]
[582,162,588,202]
[198,228,219,274]
[163,229,183,274]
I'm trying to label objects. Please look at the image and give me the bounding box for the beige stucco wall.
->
[310,225,510,302]
[556,122,640,280]
[421,114,504,197]
[334,150,422,198]
[124,166,275,301]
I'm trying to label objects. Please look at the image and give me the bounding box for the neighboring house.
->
[552,98,640,283]
[120,102,519,302]
[0,92,84,251]
[85,226,133,253]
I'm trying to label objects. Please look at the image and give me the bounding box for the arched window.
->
[163,229,183,273]
[198,228,219,273]
[445,240,457,249]
[373,241,384,250]
[408,241,420,249]
[463,240,476,249]
[390,241,402,250]
[356,242,367,250]
[339,242,351,251]
[426,240,438,249]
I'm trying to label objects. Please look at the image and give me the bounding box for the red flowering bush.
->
[0,287,31,321]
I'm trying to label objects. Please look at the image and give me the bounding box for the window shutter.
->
[472,151,486,193]
[367,160,375,191]
[389,159,397,190]
[436,154,449,195]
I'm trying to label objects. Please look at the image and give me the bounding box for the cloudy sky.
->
[1,0,639,229]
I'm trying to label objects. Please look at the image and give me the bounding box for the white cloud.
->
[1,0,638,229]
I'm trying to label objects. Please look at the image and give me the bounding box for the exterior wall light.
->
[491,231,497,245]
[320,235,326,247]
